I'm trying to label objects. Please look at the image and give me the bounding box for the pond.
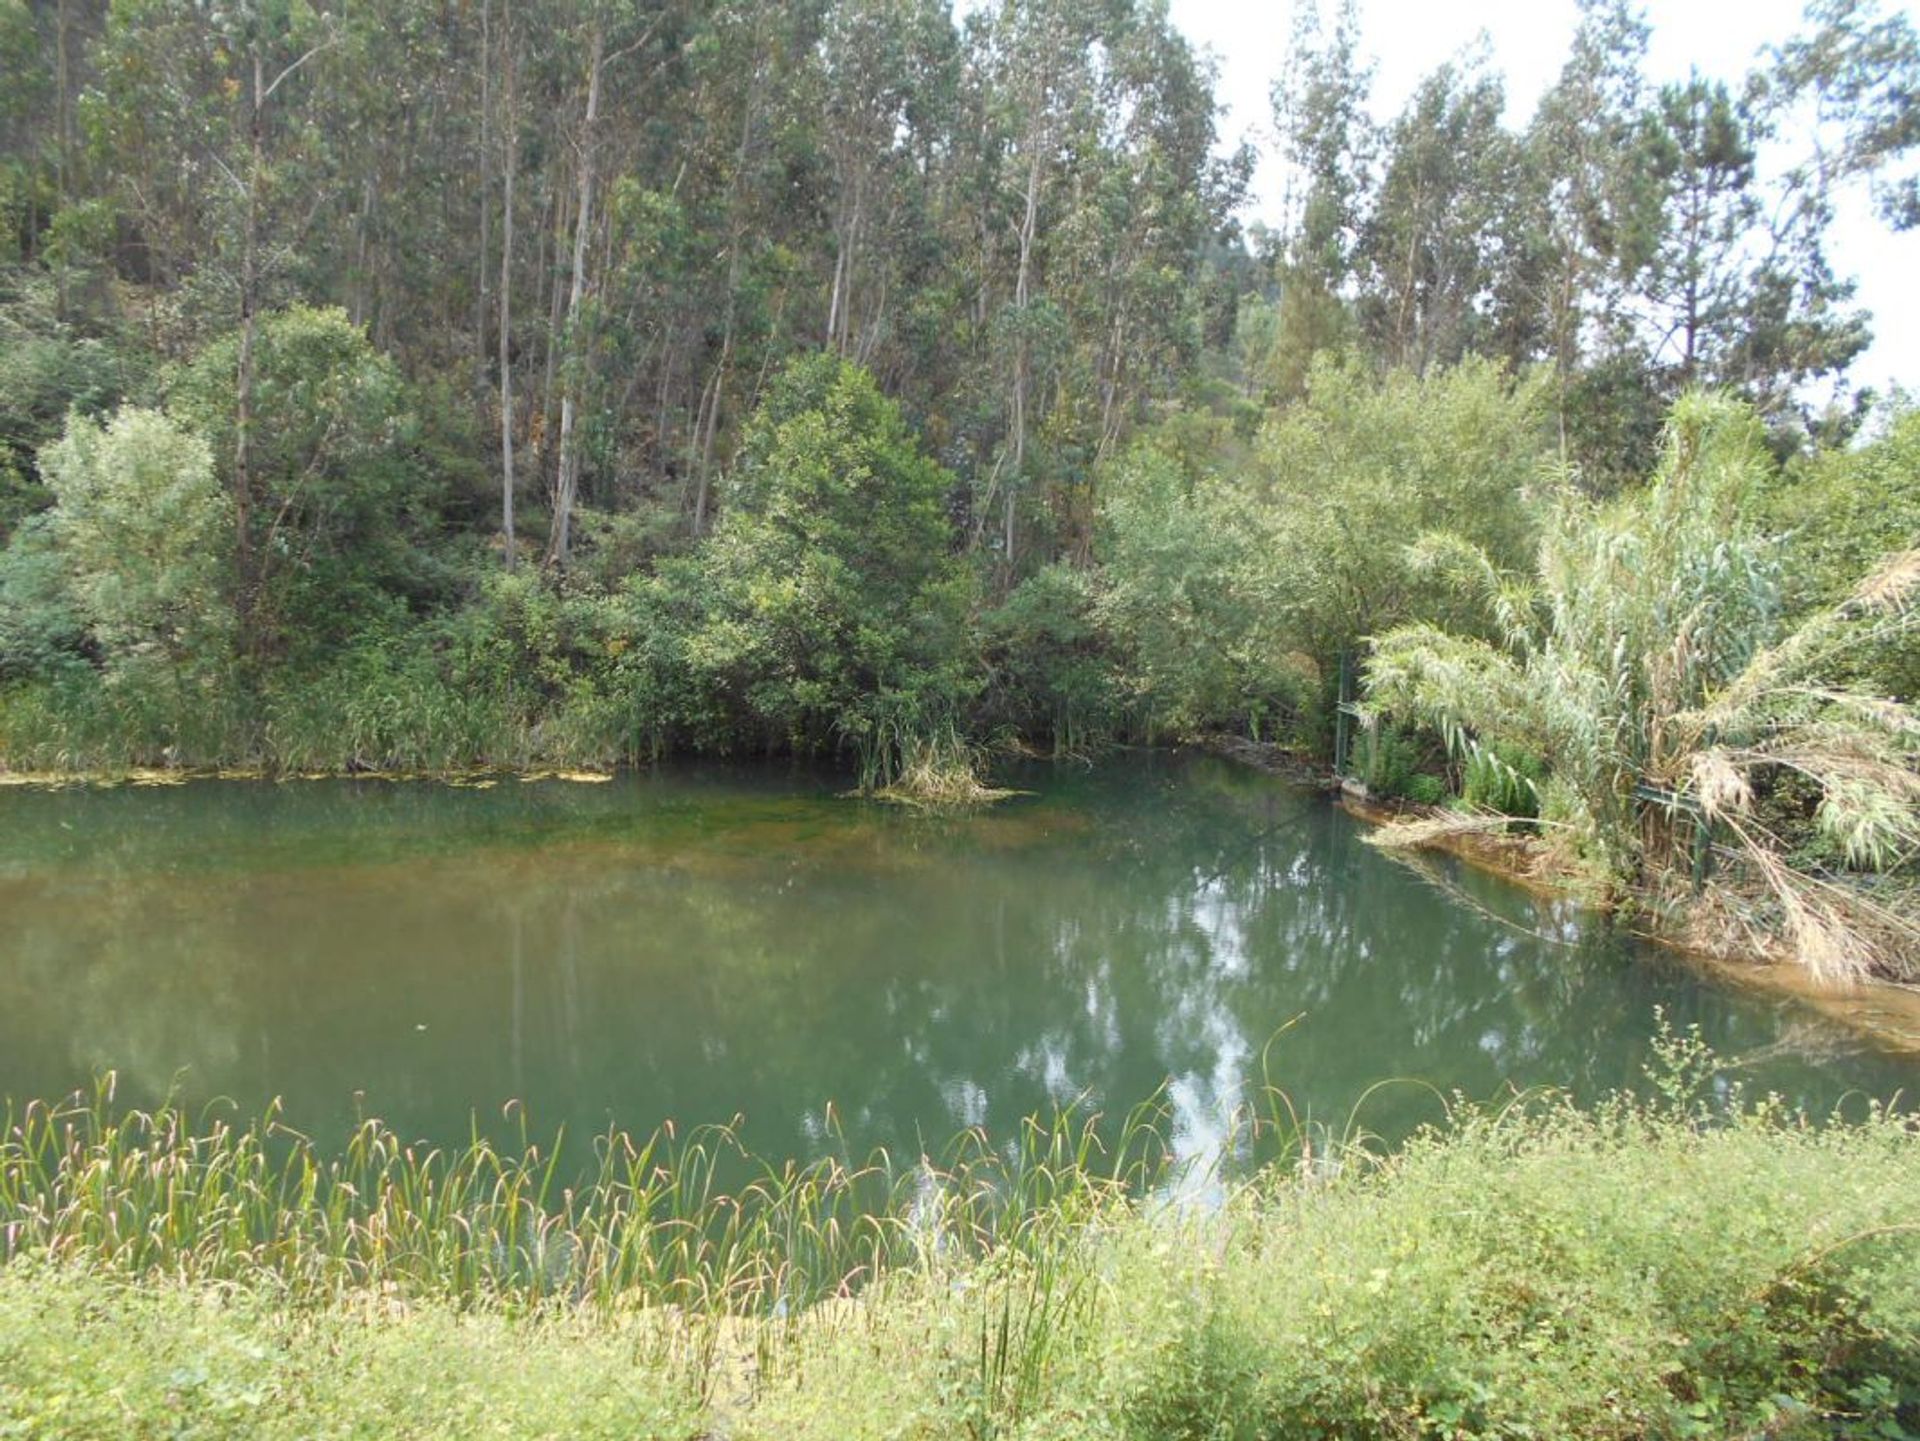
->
[0,753,1911,1170]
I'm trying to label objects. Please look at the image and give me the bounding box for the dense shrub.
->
[756,1089,1920,1441]
[0,1267,700,1440]
[165,305,451,661]
[661,353,978,782]
[39,406,234,669]
[979,563,1124,754]
[0,273,137,541]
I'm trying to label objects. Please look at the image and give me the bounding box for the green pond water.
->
[0,753,1911,1170]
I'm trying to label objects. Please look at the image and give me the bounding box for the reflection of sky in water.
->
[0,755,1913,1176]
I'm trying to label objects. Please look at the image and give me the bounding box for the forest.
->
[1,0,1918,981]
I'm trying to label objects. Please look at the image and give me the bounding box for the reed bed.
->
[0,1077,1187,1321]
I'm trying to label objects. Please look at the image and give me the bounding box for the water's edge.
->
[1200,737,1920,1057]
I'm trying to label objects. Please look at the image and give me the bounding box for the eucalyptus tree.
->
[1767,0,1920,232]
[679,0,804,534]
[0,1,53,266]
[1262,0,1373,402]
[955,0,1234,576]
[1356,52,1524,374]
[963,0,1088,570]
[544,1,679,567]
[812,0,956,365]
[1522,0,1663,477]
[84,0,342,647]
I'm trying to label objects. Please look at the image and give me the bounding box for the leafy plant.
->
[1365,392,1920,980]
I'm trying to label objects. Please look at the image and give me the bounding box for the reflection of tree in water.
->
[0,756,1908,1167]
[0,880,256,1106]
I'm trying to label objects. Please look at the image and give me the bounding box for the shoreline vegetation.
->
[1215,733,1920,1056]
[3,1046,1917,1439]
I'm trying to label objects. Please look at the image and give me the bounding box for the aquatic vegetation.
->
[0,1078,1169,1318]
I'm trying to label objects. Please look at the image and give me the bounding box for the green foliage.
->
[1357,722,1421,799]
[0,0,1914,786]
[1403,771,1447,806]
[1768,405,1920,700]
[979,563,1122,755]
[1367,391,1920,980]
[0,666,253,771]
[1773,406,1920,615]
[669,354,976,781]
[1462,741,1545,818]
[1368,392,1780,875]
[0,516,86,682]
[0,1266,701,1440]
[41,405,234,670]
[3,403,241,769]
[166,305,448,660]
[1250,355,1550,667]
[1098,437,1309,741]
[0,274,136,539]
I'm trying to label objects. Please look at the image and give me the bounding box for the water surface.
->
[1,755,1910,1165]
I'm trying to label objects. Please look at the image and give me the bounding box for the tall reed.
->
[0,1079,1198,1322]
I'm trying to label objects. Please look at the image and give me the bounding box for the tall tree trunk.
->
[1007,136,1043,572]
[54,0,72,315]
[498,0,518,570]
[693,16,767,534]
[476,0,492,379]
[234,45,266,645]
[547,22,603,568]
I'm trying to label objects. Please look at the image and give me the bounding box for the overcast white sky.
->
[1165,0,1920,394]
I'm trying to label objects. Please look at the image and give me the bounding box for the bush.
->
[0,1266,700,1440]
[669,353,977,778]
[0,516,87,682]
[39,406,234,669]
[1404,771,1447,806]
[758,1091,1920,1441]
[979,563,1123,754]
[1358,721,1425,798]
[0,272,137,540]
[165,306,449,661]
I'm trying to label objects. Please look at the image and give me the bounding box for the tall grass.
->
[0,1079,1177,1319]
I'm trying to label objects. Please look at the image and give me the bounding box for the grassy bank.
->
[4,1052,1918,1439]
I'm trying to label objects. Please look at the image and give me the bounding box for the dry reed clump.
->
[867,733,1021,809]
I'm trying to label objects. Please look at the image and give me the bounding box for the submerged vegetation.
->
[3,1044,1918,1438]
